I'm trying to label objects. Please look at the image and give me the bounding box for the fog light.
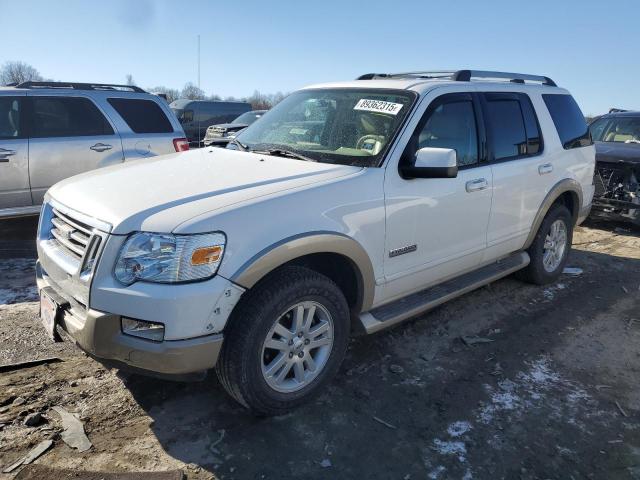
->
[121,318,165,342]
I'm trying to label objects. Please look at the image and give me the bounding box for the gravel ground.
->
[0,218,639,479]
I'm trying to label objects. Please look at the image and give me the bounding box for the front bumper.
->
[591,197,640,225]
[36,262,224,376]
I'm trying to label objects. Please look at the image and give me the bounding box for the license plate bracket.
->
[40,289,62,342]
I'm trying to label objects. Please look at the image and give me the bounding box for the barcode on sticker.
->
[354,99,403,115]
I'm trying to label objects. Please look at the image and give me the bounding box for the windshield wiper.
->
[252,148,316,162]
[228,138,249,151]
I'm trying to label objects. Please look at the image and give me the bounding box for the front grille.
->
[38,200,111,306]
[50,208,94,260]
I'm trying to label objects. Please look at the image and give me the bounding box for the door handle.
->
[0,148,16,162]
[90,143,113,152]
[538,163,553,175]
[465,178,488,192]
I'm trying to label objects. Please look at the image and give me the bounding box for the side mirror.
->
[400,147,458,179]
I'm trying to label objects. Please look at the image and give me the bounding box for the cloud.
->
[115,0,157,30]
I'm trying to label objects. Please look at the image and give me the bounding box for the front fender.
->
[230,231,376,311]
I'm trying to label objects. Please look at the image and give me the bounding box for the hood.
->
[595,141,640,165]
[48,148,362,234]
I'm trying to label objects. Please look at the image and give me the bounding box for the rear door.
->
[0,94,30,210]
[482,92,548,259]
[105,97,179,157]
[27,94,123,205]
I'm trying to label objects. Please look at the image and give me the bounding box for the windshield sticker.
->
[354,99,404,116]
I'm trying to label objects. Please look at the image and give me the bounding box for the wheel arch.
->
[523,178,582,249]
[230,232,376,313]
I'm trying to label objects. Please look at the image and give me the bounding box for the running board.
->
[0,205,41,219]
[357,252,530,335]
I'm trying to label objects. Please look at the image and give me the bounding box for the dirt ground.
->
[0,216,639,479]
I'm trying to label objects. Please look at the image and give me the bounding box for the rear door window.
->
[31,97,114,138]
[484,96,527,161]
[0,97,23,139]
[108,98,174,134]
[542,94,592,149]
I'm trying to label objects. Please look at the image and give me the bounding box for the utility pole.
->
[197,34,201,90]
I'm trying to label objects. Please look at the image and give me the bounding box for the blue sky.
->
[1,0,637,115]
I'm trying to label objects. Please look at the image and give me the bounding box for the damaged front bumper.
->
[36,261,224,378]
[592,162,640,225]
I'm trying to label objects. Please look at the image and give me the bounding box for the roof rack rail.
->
[356,69,557,87]
[609,108,628,113]
[15,81,147,93]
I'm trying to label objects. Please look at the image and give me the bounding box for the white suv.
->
[36,70,595,415]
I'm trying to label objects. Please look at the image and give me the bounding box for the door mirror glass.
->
[401,147,458,179]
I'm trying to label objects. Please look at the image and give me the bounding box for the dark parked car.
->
[203,110,267,146]
[169,99,251,146]
[589,110,640,226]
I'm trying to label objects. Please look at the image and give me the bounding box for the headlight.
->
[114,232,226,285]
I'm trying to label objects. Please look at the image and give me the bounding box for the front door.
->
[28,95,123,205]
[0,94,31,210]
[383,92,493,302]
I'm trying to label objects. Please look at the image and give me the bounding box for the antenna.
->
[197,34,201,90]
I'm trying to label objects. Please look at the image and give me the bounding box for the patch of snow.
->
[432,439,467,463]
[556,445,576,456]
[519,358,560,385]
[542,283,566,301]
[400,377,426,387]
[0,285,38,306]
[428,466,446,479]
[447,421,472,438]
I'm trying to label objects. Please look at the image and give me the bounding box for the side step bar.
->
[0,205,41,219]
[358,252,530,335]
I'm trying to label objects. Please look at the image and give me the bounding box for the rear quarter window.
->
[108,98,174,134]
[542,94,592,149]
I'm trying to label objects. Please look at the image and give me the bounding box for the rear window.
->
[31,97,114,138]
[542,94,592,149]
[108,98,174,134]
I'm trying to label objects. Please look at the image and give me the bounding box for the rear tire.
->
[517,203,573,285]
[216,265,350,416]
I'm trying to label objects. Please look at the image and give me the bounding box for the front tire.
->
[518,203,573,285]
[216,266,350,416]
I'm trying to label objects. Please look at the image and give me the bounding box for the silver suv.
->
[0,82,188,218]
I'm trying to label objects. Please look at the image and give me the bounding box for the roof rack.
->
[15,81,147,93]
[609,108,628,113]
[356,69,557,87]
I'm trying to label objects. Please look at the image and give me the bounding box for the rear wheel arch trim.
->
[524,178,583,249]
[230,231,376,312]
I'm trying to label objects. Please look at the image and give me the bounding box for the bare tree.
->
[181,82,206,100]
[246,90,271,110]
[148,86,180,103]
[125,74,136,86]
[0,61,43,85]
